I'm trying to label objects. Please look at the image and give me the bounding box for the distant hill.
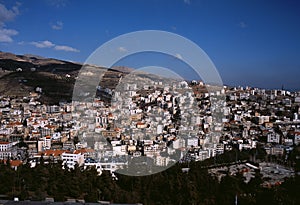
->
[0,51,143,104]
[111,66,134,73]
[0,51,82,73]
[0,51,187,104]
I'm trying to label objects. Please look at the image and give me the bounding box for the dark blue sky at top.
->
[0,0,300,90]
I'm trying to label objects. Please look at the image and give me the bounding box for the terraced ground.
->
[0,71,75,104]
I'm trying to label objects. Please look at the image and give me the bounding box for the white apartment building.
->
[61,152,84,169]
[0,141,12,159]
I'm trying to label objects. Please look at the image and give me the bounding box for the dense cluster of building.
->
[0,78,300,177]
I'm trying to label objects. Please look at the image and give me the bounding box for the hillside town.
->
[0,76,299,181]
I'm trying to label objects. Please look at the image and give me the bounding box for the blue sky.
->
[0,0,300,90]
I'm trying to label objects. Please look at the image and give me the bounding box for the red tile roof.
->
[10,160,22,167]
[43,150,65,157]
[0,159,22,167]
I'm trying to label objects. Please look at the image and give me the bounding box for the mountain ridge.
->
[0,51,134,104]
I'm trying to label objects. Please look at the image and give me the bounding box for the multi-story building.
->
[0,141,12,159]
[61,151,84,169]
